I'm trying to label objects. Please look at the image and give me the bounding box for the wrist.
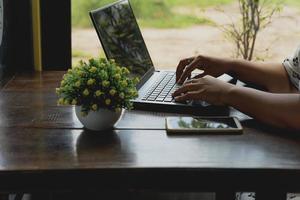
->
[208,56,234,73]
[222,84,237,106]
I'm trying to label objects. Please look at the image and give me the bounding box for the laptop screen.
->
[90,0,154,81]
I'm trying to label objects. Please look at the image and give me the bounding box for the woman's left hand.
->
[172,75,234,106]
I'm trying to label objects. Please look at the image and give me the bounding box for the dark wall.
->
[0,0,34,85]
[11,0,34,71]
[40,0,71,70]
[0,0,71,84]
[0,0,12,83]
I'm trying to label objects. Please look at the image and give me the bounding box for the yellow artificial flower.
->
[129,89,136,95]
[55,88,61,94]
[71,99,77,105]
[58,98,64,105]
[83,89,90,96]
[114,74,121,80]
[122,67,130,75]
[121,80,128,87]
[105,99,111,106]
[60,80,66,86]
[115,107,122,112]
[79,60,85,66]
[77,71,84,77]
[109,89,116,96]
[87,79,95,86]
[95,90,103,97]
[64,99,70,105]
[75,81,81,88]
[102,80,110,87]
[91,104,98,111]
[116,67,121,73]
[119,92,125,99]
[89,66,97,73]
[133,90,138,97]
[133,77,140,84]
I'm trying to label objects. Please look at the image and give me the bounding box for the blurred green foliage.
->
[286,0,300,6]
[72,0,219,28]
[72,50,93,58]
[164,0,233,6]
[72,0,300,29]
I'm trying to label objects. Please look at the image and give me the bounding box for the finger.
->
[172,83,199,97]
[177,57,200,84]
[193,72,208,79]
[183,78,203,85]
[174,91,203,102]
[185,78,199,84]
[176,57,195,82]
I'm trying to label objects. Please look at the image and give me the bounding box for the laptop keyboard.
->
[142,73,180,103]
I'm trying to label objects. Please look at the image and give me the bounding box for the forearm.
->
[224,86,300,130]
[212,57,294,93]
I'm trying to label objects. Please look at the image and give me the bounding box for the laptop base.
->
[132,101,229,116]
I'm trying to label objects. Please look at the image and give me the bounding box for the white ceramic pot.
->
[75,106,123,131]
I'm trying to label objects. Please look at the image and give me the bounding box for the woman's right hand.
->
[176,55,232,84]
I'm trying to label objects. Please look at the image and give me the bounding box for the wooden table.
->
[0,71,300,200]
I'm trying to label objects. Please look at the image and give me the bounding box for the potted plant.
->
[56,58,139,131]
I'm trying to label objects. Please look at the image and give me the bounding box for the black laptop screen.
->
[90,0,154,80]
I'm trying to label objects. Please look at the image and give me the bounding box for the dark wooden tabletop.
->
[0,72,300,198]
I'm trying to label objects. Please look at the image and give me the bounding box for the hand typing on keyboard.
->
[172,75,234,106]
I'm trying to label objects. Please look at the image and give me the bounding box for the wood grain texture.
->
[0,128,299,192]
[0,72,299,195]
[2,71,64,92]
[0,128,300,171]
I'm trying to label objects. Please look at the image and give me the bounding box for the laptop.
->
[89,0,229,115]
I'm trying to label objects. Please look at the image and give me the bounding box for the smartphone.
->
[166,116,243,134]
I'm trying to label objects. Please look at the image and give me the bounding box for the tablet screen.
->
[168,117,238,129]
